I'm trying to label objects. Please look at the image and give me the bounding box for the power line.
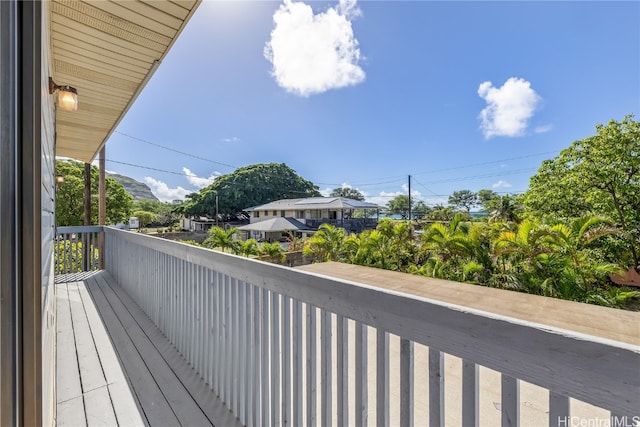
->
[113,131,556,189]
[411,151,558,176]
[114,131,238,170]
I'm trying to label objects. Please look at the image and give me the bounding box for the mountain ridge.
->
[108,173,158,201]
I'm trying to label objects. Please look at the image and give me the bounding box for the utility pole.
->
[408,174,412,221]
[215,195,219,228]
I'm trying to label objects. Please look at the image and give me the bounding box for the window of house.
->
[281,210,285,217]
[273,210,278,216]
[295,210,304,219]
[254,211,260,218]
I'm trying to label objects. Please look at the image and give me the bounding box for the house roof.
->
[237,217,314,233]
[50,0,201,163]
[244,197,380,212]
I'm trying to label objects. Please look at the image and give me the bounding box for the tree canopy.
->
[448,189,478,212]
[55,160,133,226]
[386,195,411,219]
[523,115,640,268]
[329,187,365,201]
[177,163,320,218]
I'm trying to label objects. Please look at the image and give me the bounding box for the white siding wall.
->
[41,2,56,424]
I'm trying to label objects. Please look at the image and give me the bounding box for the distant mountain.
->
[108,173,158,201]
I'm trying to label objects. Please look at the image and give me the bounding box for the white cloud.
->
[478,77,541,138]
[534,124,553,134]
[223,137,241,143]
[144,177,191,202]
[182,167,218,189]
[492,180,513,189]
[264,0,365,97]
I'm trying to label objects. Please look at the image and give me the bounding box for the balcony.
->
[304,218,378,233]
[54,226,639,426]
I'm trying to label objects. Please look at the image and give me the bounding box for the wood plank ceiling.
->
[51,0,200,163]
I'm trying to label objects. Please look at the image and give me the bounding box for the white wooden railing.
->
[55,226,103,275]
[101,227,638,427]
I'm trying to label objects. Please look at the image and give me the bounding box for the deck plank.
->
[76,280,146,426]
[92,272,215,427]
[84,386,118,426]
[84,275,179,427]
[56,283,83,405]
[67,282,108,393]
[104,274,242,427]
[57,395,86,427]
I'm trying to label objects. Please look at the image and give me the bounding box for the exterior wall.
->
[41,2,56,424]
[0,1,48,423]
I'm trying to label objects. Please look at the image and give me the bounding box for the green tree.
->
[132,200,180,227]
[260,242,286,264]
[55,160,133,226]
[386,195,417,219]
[238,239,260,257]
[487,194,522,223]
[203,226,239,253]
[330,187,365,201]
[132,210,155,228]
[448,190,478,213]
[178,163,320,218]
[477,189,499,209]
[412,201,430,220]
[303,223,347,262]
[523,115,640,268]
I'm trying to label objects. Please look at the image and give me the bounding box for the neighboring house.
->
[244,197,380,235]
[180,216,217,232]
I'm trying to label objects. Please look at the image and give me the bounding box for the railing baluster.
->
[262,288,270,425]
[293,300,303,427]
[197,266,204,375]
[215,271,222,396]
[271,292,281,427]
[244,282,252,427]
[462,359,479,427]
[307,304,317,427]
[207,269,214,388]
[549,391,569,427]
[321,310,332,427]
[429,348,444,427]
[337,315,348,427]
[252,284,260,427]
[501,374,519,427]
[355,322,368,427]
[377,330,389,427]
[400,338,414,427]
[282,295,291,427]
[232,278,239,417]
[222,274,231,408]
[239,280,246,424]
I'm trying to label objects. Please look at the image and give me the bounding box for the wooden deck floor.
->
[55,271,240,427]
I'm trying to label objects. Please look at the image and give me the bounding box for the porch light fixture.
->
[49,77,78,111]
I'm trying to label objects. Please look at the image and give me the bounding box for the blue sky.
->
[103,0,640,205]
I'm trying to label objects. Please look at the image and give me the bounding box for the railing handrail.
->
[104,227,639,415]
[56,225,105,234]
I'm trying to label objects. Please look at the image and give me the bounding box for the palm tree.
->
[203,226,239,253]
[421,213,473,261]
[303,224,347,262]
[260,242,285,264]
[547,215,617,268]
[238,238,259,257]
